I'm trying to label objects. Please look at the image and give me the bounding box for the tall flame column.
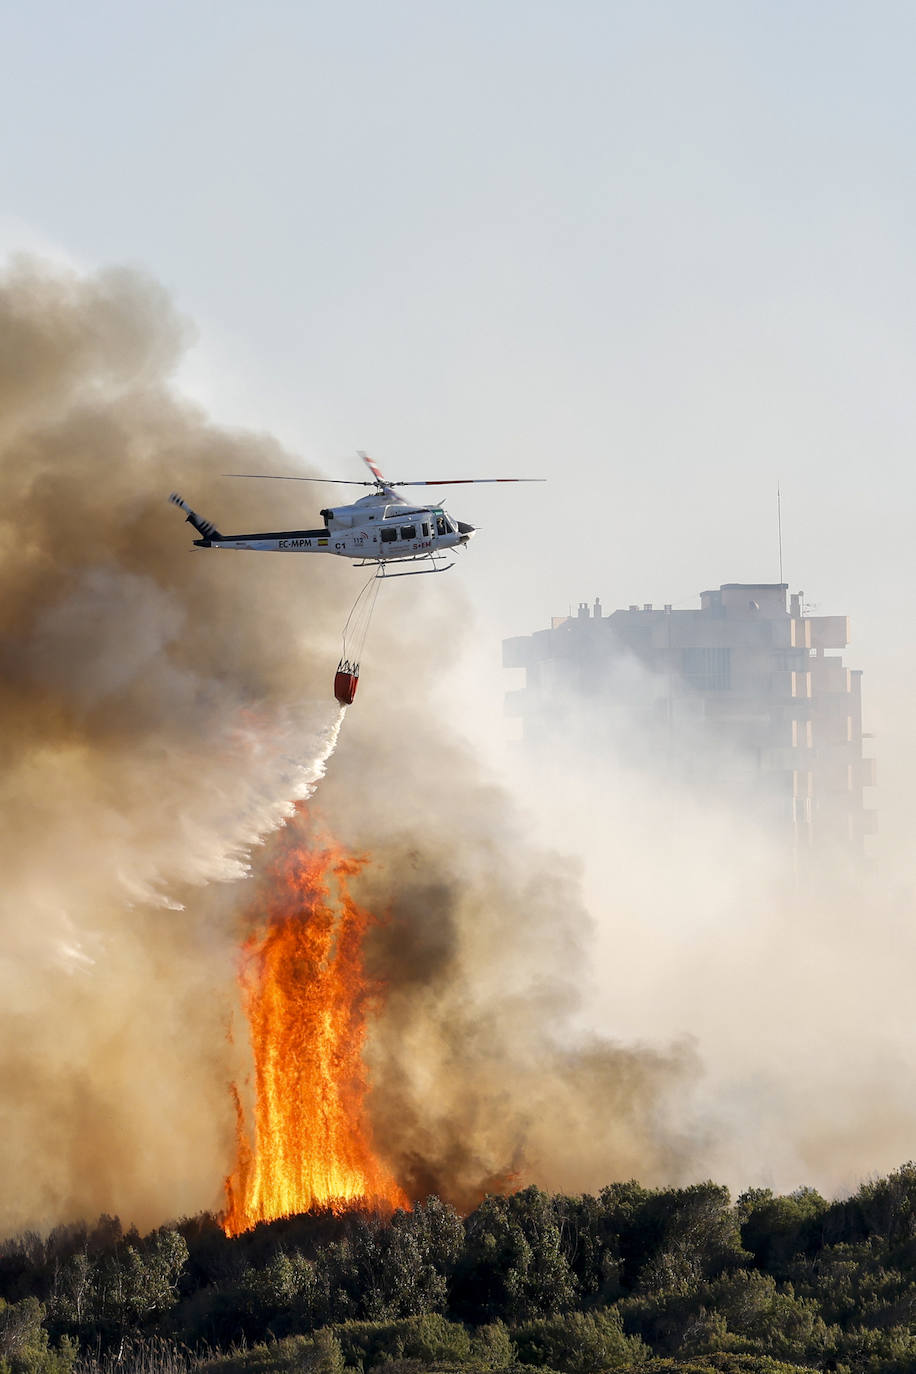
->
[224,814,406,1235]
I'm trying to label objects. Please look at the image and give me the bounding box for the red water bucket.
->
[334,661,359,706]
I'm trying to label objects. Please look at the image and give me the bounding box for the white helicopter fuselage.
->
[168,449,548,575]
[171,489,473,566]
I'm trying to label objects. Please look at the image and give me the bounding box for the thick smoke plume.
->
[5,255,912,1241]
[318,777,698,1213]
[0,257,367,1233]
[0,258,695,1236]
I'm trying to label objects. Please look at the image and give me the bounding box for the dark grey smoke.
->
[316,751,698,1210]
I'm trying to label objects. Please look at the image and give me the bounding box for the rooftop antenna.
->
[777,485,784,584]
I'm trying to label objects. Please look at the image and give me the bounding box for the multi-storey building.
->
[503,583,875,858]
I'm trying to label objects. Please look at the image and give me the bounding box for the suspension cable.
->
[340,570,383,670]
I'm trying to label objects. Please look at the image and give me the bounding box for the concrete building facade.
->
[503,583,875,858]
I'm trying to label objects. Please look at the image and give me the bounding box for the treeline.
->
[4,1166,916,1373]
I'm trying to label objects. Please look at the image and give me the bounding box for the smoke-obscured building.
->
[503,583,876,859]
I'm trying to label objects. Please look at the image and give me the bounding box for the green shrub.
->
[514,1307,647,1372]
[196,1329,343,1374]
[332,1316,470,1371]
[468,1322,514,1369]
[0,1299,76,1374]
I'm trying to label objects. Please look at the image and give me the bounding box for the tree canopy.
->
[5,1166,916,1373]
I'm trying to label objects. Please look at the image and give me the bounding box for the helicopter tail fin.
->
[169,492,223,541]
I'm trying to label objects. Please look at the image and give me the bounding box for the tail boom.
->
[169,493,331,551]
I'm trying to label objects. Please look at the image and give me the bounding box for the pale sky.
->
[3,0,915,784]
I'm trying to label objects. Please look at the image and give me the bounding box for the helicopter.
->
[169,451,543,577]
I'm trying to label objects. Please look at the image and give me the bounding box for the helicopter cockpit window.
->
[436,515,447,536]
[400,525,417,540]
[380,527,398,543]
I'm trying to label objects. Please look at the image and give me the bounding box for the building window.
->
[682,646,731,691]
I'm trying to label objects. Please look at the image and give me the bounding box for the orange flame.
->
[223,815,407,1236]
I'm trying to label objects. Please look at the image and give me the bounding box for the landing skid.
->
[357,553,456,578]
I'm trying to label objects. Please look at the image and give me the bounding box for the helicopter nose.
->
[457,520,476,544]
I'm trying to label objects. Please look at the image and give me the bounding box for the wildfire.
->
[223,812,407,1236]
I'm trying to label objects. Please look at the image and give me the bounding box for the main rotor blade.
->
[358,450,389,486]
[222,469,546,487]
[223,474,377,485]
[383,478,546,486]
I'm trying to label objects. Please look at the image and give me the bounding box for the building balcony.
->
[810,661,852,694]
[809,615,850,650]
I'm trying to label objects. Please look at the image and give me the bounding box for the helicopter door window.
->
[400,525,417,540]
[380,527,397,543]
[421,521,429,537]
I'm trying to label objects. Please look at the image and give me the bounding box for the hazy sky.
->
[5,2,916,1219]
[2,0,914,810]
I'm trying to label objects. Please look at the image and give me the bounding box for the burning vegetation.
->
[223,811,407,1235]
